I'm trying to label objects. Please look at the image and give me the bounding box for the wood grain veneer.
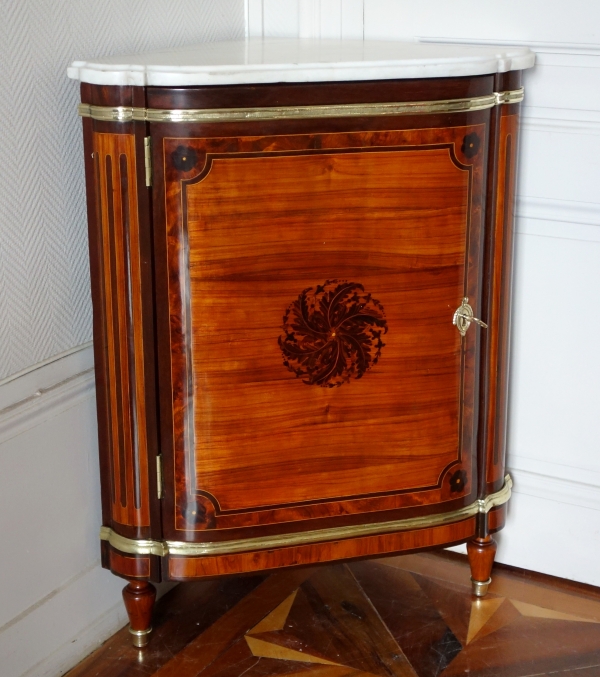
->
[93,131,151,528]
[109,550,151,579]
[146,74,494,110]
[156,122,487,537]
[485,109,520,492]
[168,518,477,579]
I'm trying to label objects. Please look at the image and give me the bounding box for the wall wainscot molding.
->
[516,218,600,244]
[0,343,95,446]
[522,109,600,136]
[515,197,600,243]
[418,37,600,57]
[0,341,93,409]
[449,459,600,577]
[516,196,600,227]
[508,460,600,513]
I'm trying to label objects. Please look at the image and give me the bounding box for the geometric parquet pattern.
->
[66,553,600,677]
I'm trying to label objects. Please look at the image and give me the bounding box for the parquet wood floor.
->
[67,553,600,677]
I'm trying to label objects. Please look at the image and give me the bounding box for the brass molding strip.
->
[495,87,525,105]
[101,474,512,558]
[100,527,168,557]
[139,95,497,123]
[77,104,145,122]
[78,89,523,123]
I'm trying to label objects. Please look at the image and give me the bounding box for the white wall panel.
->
[509,234,600,470]
[0,348,117,677]
[363,0,600,44]
[319,0,343,39]
[525,60,600,111]
[247,0,264,37]
[298,0,320,39]
[0,348,175,677]
[341,0,364,40]
[519,124,600,204]
[497,491,600,586]
[263,0,299,37]
[0,374,97,628]
[0,0,244,381]
[250,0,364,39]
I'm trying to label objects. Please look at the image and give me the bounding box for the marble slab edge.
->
[67,39,535,87]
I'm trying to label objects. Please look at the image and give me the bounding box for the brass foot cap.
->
[129,626,152,648]
[471,577,492,597]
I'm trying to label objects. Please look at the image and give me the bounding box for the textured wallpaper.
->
[0,0,244,380]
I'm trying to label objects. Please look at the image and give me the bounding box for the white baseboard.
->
[24,601,126,677]
[6,568,177,677]
[0,563,126,677]
[0,555,177,677]
[498,490,600,586]
[450,458,600,581]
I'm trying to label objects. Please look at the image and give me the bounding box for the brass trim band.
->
[101,530,166,556]
[77,104,144,122]
[101,474,512,558]
[78,88,524,123]
[495,88,525,105]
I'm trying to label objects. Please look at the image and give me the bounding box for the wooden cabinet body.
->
[74,44,529,641]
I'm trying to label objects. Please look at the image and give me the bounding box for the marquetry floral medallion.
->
[279,280,387,388]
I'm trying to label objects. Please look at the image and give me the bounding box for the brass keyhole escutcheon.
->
[453,297,488,336]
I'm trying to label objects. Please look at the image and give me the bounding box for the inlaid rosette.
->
[279,280,387,388]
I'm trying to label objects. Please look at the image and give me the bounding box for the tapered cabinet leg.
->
[122,580,156,647]
[467,536,497,597]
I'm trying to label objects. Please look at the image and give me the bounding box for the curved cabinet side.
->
[484,105,521,494]
[81,83,161,551]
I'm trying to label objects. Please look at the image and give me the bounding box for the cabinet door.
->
[153,121,488,540]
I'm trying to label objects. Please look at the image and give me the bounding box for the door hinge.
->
[156,454,163,500]
[144,136,152,187]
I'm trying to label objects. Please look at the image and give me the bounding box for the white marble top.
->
[68,38,534,88]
